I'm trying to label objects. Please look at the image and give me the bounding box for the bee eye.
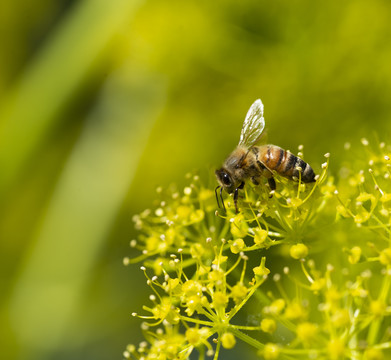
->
[222,173,231,186]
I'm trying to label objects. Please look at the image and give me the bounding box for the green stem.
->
[180,315,215,327]
[228,274,265,321]
[213,336,221,360]
[229,328,296,360]
[367,269,391,345]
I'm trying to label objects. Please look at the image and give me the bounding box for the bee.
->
[215,99,316,213]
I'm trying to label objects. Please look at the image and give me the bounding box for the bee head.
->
[215,168,235,194]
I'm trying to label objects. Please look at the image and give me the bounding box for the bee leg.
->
[215,186,227,212]
[220,187,226,212]
[268,177,276,197]
[215,185,221,208]
[234,182,245,213]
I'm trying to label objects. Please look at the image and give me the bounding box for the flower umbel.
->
[125,141,391,359]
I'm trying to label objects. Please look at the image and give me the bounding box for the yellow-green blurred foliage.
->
[0,1,390,360]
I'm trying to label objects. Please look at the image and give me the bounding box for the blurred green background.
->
[1,0,391,359]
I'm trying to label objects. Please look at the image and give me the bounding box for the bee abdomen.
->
[261,145,316,183]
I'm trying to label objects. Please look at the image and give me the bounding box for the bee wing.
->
[238,99,265,148]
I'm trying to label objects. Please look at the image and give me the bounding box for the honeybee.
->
[215,99,316,213]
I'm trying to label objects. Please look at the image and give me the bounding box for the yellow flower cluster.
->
[124,141,391,359]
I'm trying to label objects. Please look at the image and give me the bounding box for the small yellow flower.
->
[190,243,205,259]
[165,277,180,294]
[370,300,387,317]
[267,299,286,315]
[185,327,209,346]
[379,248,391,265]
[354,208,371,224]
[208,268,225,282]
[350,286,368,298]
[379,208,389,217]
[254,228,268,245]
[289,197,303,209]
[199,188,213,201]
[327,338,345,360]
[190,209,205,222]
[212,254,228,265]
[185,327,201,345]
[380,193,391,211]
[285,301,307,320]
[146,235,166,252]
[364,348,384,360]
[176,205,192,220]
[297,322,318,344]
[356,192,376,204]
[221,332,236,349]
[253,265,270,277]
[336,204,350,218]
[310,278,326,293]
[263,343,280,360]
[184,295,202,316]
[290,244,309,259]
[230,214,249,238]
[165,227,184,247]
[253,257,270,278]
[261,318,277,334]
[157,333,186,359]
[331,308,350,328]
[348,246,362,264]
[212,291,228,308]
[230,238,245,254]
[325,287,342,304]
[152,297,180,324]
[182,280,203,296]
[231,283,248,304]
[126,344,136,353]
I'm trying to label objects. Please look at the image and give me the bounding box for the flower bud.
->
[290,244,309,259]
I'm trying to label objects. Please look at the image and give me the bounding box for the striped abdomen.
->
[257,145,316,183]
